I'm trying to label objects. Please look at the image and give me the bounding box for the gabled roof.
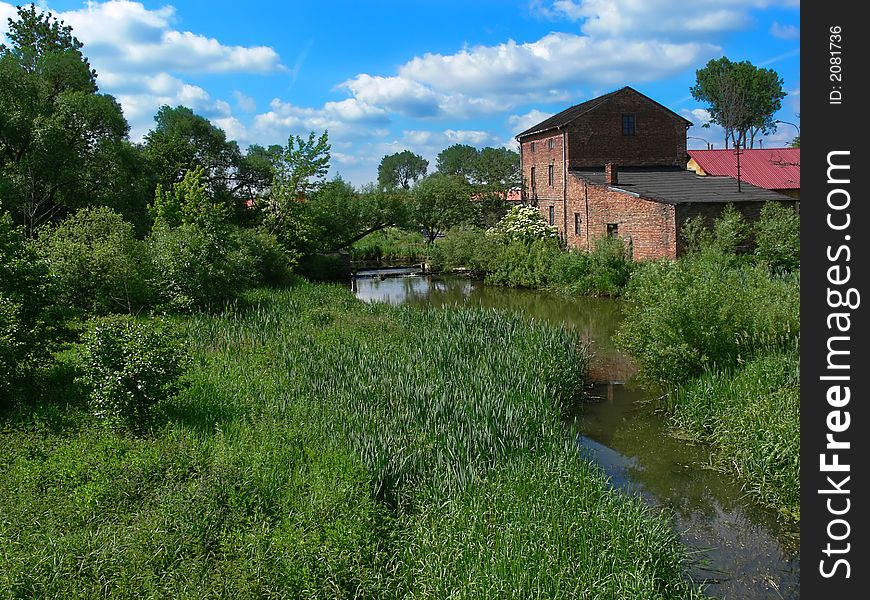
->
[573,168,792,205]
[516,86,693,139]
[688,148,800,190]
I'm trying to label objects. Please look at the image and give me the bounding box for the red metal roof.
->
[688,148,800,190]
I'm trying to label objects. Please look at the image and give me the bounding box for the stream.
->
[352,268,800,599]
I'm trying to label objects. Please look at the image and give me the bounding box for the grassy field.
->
[1,283,702,598]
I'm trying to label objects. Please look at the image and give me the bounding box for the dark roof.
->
[516,86,693,139]
[573,168,793,205]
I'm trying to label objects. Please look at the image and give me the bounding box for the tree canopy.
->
[378,150,428,190]
[0,5,129,236]
[690,57,786,149]
[411,174,474,243]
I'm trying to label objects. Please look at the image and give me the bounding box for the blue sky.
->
[1,1,801,186]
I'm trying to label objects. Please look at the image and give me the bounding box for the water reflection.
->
[354,272,800,599]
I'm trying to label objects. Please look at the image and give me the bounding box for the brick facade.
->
[564,90,687,169]
[565,176,678,260]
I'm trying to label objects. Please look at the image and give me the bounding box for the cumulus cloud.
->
[399,33,718,96]
[507,109,555,134]
[402,129,499,148]
[59,1,283,75]
[536,0,799,40]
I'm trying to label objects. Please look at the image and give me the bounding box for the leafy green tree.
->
[691,57,786,149]
[436,144,479,179]
[411,174,474,243]
[143,105,244,217]
[304,178,410,253]
[261,131,330,253]
[753,201,799,273]
[150,165,228,229]
[378,150,428,190]
[790,135,800,148]
[0,5,130,236]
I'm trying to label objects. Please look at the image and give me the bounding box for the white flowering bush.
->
[78,316,189,430]
[486,205,560,244]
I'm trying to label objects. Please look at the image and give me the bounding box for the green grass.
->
[349,227,428,262]
[663,351,800,522]
[1,283,702,598]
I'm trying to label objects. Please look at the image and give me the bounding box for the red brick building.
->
[516,87,798,260]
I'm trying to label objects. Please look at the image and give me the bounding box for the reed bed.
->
[0,283,702,598]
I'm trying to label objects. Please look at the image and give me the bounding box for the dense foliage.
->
[78,316,188,430]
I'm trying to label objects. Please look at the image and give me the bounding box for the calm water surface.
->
[353,270,800,599]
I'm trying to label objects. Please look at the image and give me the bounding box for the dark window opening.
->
[607,223,619,237]
[574,213,582,236]
[549,206,555,226]
[530,142,536,152]
[530,166,536,195]
[548,164,554,186]
[622,114,636,136]
[548,137,555,150]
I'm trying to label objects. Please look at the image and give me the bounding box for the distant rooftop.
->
[574,168,792,205]
[688,148,800,190]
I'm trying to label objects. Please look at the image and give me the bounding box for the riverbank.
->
[0,283,701,598]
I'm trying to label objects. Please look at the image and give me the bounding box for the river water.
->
[352,269,800,599]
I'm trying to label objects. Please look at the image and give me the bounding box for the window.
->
[530,166,536,194]
[574,213,582,236]
[530,141,536,152]
[622,114,636,136]
[607,223,619,237]
[548,164,554,186]
[548,137,555,150]
[549,206,555,226]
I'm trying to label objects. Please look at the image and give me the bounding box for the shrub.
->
[754,201,800,273]
[617,250,799,386]
[550,235,634,296]
[486,237,560,288]
[77,315,188,430]
[486,204,559,244]
[428,226,497,274]
[296,253,350,281]
[149,222,257,310]
[1,207,53,398]
[233,227,298,286]
[34,207,155,315]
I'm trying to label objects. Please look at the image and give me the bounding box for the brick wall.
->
[563,176,678,260]
[565,90,687,169]
[520,131,565,206]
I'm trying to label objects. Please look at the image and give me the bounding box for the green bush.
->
[550,235,634,296]
[296,252,350,281]
[1,208,53,398]
[617,250,799,386]
[754,201,800,273]
[77,315,188,430]
[149,222,257,310]
[486,237,560,288]
[486,204,559,244]
[233,227,297,286]
[34,207,155,315]
[427,226,497,274]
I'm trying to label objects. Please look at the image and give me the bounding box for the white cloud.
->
[398,33,719,96]
[770,21,799,39]
[402,129,499,148]
[537,0,799,39]
[59,1,283,75]
[508,109,555,134]
[233,90,257,113]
